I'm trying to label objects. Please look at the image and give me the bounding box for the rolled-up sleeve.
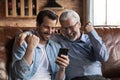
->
[12,41,34,78]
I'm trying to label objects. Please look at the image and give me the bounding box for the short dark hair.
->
[36,9,58,26]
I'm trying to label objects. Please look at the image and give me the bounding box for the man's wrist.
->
[59,68,65,72]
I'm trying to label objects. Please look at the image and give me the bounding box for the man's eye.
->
[51,27,55,29]
[44,26,48,28]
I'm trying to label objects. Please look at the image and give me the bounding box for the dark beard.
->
[38,31,52,41]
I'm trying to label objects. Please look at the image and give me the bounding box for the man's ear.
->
[78,22,81,28]
[36,23,39,27]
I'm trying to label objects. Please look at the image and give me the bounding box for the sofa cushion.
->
[95,27,120,77]
[0,27,23,80]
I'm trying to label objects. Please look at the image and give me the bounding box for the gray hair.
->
[59,9,80,23]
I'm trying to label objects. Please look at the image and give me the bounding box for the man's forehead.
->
[61,19,76,25]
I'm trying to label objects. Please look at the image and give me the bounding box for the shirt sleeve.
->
[12,38,34,78]
[88,29,109,62]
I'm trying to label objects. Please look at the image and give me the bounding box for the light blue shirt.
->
[11,30,61,80]
[52,30,109,80]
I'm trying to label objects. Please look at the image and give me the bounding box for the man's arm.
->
[55,55,69,80]
[23,34,39,64]
[85,22,109,62]
[12,34,39,78]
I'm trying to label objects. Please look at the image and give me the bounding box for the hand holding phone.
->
[56,48,69,70]
[58,48,69,57]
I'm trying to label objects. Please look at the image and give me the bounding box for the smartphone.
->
[58,48,69,57]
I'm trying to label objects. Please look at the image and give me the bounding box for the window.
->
[91,0,120,26]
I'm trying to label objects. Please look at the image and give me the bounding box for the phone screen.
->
[58,48,68,57]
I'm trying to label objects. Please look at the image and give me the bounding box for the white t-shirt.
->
[30,44,51,80]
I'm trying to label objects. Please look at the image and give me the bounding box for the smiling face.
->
[37,16,57,41]
[61,17,81,41]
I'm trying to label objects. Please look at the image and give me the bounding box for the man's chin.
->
[66,37,76,41]
[44,36,51,40]
[69,38,76,41]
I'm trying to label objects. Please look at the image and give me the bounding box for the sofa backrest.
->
[95,27,120,77]
[0,27,23,80]
[0,27,120,79]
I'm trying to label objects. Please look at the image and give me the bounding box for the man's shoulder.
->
[51,34,64,41]
[49,39,61,47]
[52,34,63,38]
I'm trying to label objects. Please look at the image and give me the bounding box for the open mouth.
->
[45,34,51,38]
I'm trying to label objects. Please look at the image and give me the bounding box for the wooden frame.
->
[6,0,38,18]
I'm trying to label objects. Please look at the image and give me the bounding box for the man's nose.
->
[66,28,72,34]
[48,28,54,34]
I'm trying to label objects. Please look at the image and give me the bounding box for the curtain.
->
[83,0,93,25]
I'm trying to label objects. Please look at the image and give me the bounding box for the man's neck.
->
[39,40,47,45]
[76,31,82,40]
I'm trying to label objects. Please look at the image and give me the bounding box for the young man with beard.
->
[10,9,69,80]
